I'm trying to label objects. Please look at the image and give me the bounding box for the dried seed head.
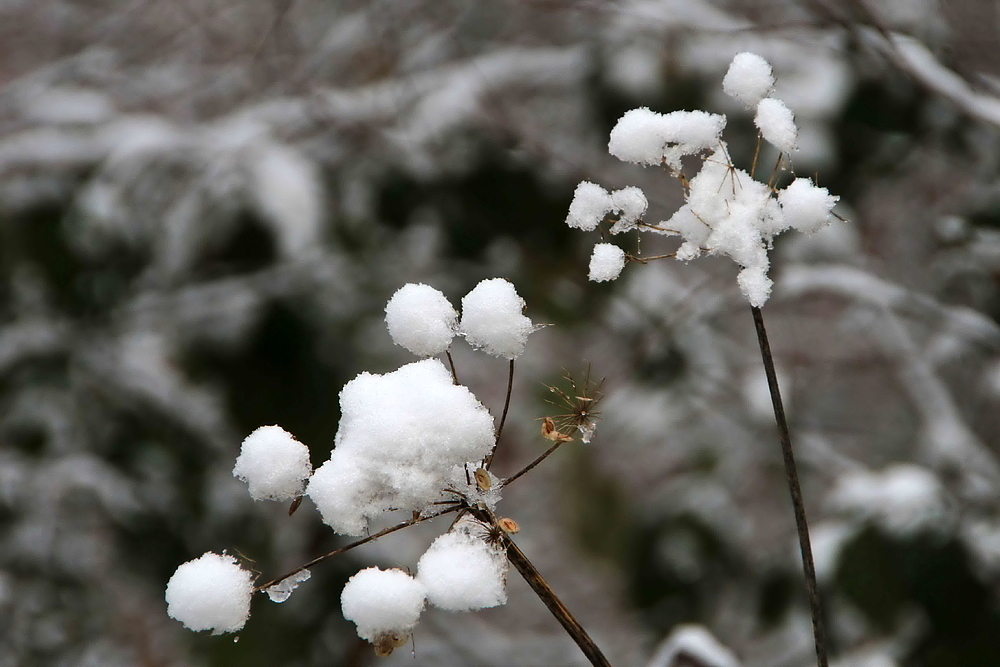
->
[473,467,492,491]
[372,631,409,657]
[498,517,520,534]
[541,416,574,442]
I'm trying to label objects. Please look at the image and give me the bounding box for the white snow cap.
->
[417,529,507,611]
[341,567,426,643]
[609,107,726,170]
[723,52,775,108]
[233,425,312,501]
[384,283,458,357]
[755,98,797,153]
[609,186,648,234]
[566,181,613,231]
[165,552,254,635]
[589,243,627,282]
[460,278,534,359]
[307,359,495,535]
[648,624,741,667]
[778,177,839,235]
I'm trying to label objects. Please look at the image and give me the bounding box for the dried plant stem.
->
[445,349,460,385]
[750,306,828,667]
[254,506,459,593]
[485,359,515,469]
[501,438,567,488]
[468,507,611,667]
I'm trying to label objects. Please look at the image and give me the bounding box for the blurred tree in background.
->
[3,1,1000,665]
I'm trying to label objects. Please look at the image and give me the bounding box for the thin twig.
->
[485,359,515,469]
[445,349,460,385]
[501,438,568,488]
[254,506,459,593]
[467,507,611,667]
[750,133,763,179]
[750,306,828,667]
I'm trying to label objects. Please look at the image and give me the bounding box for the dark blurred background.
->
[3,1,1000,666]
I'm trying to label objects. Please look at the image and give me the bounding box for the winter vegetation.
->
[6,1,1000,666]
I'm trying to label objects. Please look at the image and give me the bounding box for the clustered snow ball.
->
[459,278,534,359]
[165,553,254,635]
[341,567,426,643]
[233,425,312,501]
[722,52,774,108]
[754,97,797,154]
[589,243,627,282]
[608,107,726,170]
[417,530,508,611]
[566,181,613,231]
[778,178,840,235]
[306,358,496,535]
[562,51,838,307]
[385,283,458,357]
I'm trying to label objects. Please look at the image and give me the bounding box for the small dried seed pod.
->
[372,631,409,657]
[498,517,520,534]
[541,417,573,442]
[473,467,492,491]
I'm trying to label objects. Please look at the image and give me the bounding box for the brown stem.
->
[750,133,763,179]
[467,507,611,667]
[501,438,567,488]
[445,350,460,385]
[485,359,515,469]
[254,506,458,593]
[750,306,828,667]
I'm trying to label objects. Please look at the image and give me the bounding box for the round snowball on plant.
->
[459,278,534,359]
[778,178,839,235]
[609,186,648,234]
[589,243,626,282]
[723,52,774,108]
[755,98,797,154]
[341,567,426,642]
[233,425,312,501]
[566,181,613,231]
[165,552,254,635]
[417,530,507,611]
[384,283,458,357]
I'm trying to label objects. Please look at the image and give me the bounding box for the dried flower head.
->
[546,366,604,444]
[372,630,410,657]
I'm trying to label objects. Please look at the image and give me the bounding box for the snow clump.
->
[417,528,508,611]
[233,425,312,501]
[755,97,798,154]
[459,278,534,359]
[609,107,726,170]
[722,52,775,108]
[384,283,458,357]
[589,243,627,282]
[306,358,495,535]
[165,553,254,634]
[566,181,614,231]
[563,52,838,306]
[341,567,426,644]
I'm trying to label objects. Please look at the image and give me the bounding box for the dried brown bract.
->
[541,416,574,442]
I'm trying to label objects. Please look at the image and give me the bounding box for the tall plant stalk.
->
[750,306,828,667]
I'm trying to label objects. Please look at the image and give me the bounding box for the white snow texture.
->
[341,567,426,642]
[165,552,254,635]
[609,107,726,170]
[460,278,534,359]
[417,529,508,611]
[384,283,458,357]
[755,97,798,153]
[722,52,774,108]
[566,181,613,231]
[589,243,626,282]
[306,358,495,535]
[233,425,312,501]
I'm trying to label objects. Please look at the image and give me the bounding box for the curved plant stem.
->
[468,507,611,667]
[445,350,460,385]
[254,506,459,593]
[750,306,828,667]
[485,358,515,470]
[501,438,568,488]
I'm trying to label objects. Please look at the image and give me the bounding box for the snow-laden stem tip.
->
[750,306,828,667]
[467,507,611,667]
